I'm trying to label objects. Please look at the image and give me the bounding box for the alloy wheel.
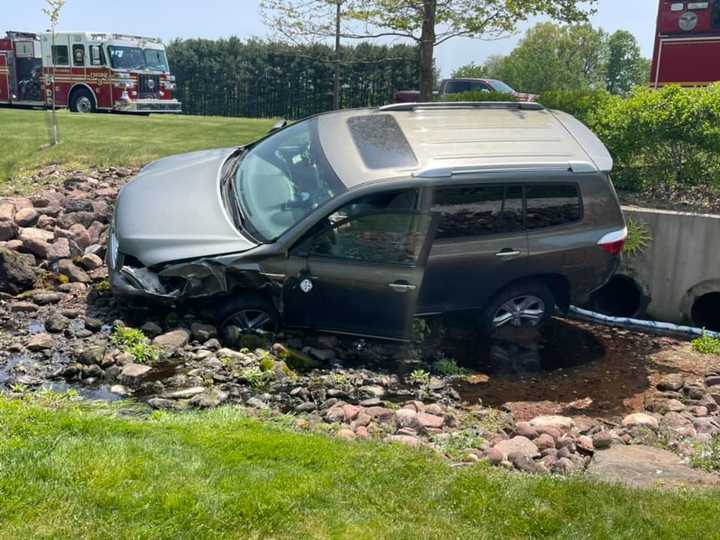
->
[225,308,275,335]
[492,295,546,328]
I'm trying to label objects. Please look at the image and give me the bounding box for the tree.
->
[346,0,597,100]
[43,0,65,145]
[605,30,650,95]
[261,0,359,110]
[451,55,505,79]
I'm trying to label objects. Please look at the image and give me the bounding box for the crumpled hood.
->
[114,148,257,266]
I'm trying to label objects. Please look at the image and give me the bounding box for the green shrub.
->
[431,357,467,377]
[439,90,515,102]
[590,84,720,192]
[624,219,652,257]
[691,435,720,471]
[538,89,610,124]
[692,334,720,355]
[409,369,430,386]
[112,325,159,364]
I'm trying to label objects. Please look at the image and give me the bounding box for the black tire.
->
[216,293,280,345]
[69,88,96,114]
[478,281,555,336]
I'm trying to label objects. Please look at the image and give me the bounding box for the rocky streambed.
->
[1,167,719,484]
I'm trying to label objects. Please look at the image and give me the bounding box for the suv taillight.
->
[597,227,628,255]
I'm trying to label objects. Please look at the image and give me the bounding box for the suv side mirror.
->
[269,119,288,134]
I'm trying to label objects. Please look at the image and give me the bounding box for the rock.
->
[153,329,190,351]
[14,208,39,227]
[552,457,575,474]
[190,388,228,408]
[26,333,54,351]
[529,415,575,432]
[190,323,217,342]
[19,227,54,243]
[336,428,356,440]
[591,431,613,450]
[395,408,418,429]
[77,253,103,271]
[0,203,16,221]
[246,397,269,409]
[509,453,544,474]
[416,412,444,430]
[386,434,421,447]
[0,247,36,294]
[45,313,70,333]
[364,406,394,422]
[515,422,539,439]
[32,291,64,305]
[657,373,684,391]
[58,259,91,283]
[0,220,18,241]
[622,412,659,430]
[163,386,206,399]
[576,435,594,454]
[148,398,183,410]
[295,401,316,412]
[47,238,72,260]
[22,237,50,259]
[10,301,38,313]
[140,321,163,337]
[110,385,130,397]
[68,223,91,249]
[355,426,370,440]
[342,404,360,422]
[84,317,103,331]
[587,445,720,488]
[493,436,540,460]
[119,363,152,385]
[535,433,556,450]
[325,405,346,423]
[705,375,720,388]
[359,384,386,399]
[486,447,504,465]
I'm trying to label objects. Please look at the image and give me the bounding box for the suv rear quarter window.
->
[432,185,523,240]
[525,184,582,230]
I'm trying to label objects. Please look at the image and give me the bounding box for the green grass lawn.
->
[0,108,274,194]
[0,397,717,539]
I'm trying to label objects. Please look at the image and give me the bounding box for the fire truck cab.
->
[0,31,181,113]
[651,1,720,87]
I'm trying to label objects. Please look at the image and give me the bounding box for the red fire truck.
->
[651,1,720,87]
[0,31,181,113]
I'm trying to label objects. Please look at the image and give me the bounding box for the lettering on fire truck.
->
[0,31,181,113]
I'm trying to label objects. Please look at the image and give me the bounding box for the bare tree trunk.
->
[333,0,341,110]
[419,0,436,102]
[50,30,59,145]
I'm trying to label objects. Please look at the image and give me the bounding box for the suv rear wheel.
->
[217,294,280,344]
[479,281,555,335]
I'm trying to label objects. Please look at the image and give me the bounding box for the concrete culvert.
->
[691,292,720,332]
[590,275,644,317]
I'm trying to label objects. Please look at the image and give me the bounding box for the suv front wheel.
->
[479,281,555,335]
[217,294,280,344]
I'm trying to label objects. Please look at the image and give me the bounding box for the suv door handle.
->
[388,281,417,293]
[496,249,522,257]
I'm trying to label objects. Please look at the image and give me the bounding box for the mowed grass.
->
[0,398,718,539]
[0,108,274,193]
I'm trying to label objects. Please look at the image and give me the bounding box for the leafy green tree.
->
[43,0,65,145]
[346,0,596,100]
[605,30,650,95]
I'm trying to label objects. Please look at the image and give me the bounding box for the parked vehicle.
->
[651,0,720,87]
[0,31,181,113]
[108,102,626,342]
[393,78,537,103]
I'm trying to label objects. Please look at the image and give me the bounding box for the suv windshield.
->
[233,119,346,241]
[109,46,169,71]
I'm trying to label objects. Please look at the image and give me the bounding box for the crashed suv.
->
[109,102,626,341]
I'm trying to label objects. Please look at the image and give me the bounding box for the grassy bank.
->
[0,108,274,193]
[0,397,717,539]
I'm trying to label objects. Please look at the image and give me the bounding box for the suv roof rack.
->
[378,101,545,112]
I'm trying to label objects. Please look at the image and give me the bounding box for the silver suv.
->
[108,102,626,341]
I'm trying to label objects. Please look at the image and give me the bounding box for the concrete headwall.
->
[619,206,720,325]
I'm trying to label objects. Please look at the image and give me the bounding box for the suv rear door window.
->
[525,184,581,230]
[432,185,523,239]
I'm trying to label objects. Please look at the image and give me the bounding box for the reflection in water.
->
[448,318,606,378]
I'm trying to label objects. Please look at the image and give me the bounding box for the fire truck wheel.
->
[70,88,96,114]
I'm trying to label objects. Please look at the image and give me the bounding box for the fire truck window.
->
[72,45,85,67]
[713,2,720,28]
[90,45,105,66]
[51,45,69,66]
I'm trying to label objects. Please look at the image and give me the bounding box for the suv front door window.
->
[283,189,436,339]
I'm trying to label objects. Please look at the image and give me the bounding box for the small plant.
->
[239,366,273,388]
[431,429,487,461]
[692,334,720,355]
[112,325,159,364]
[95,279,111,292]
[37,386,79,406]
[431,357,467,378]
[691,435,720,472]
[624,219,652,257]
[409,369,430,386]
[411,319,431,342]
[259,355,275,372]
[331,372,353,392]
[9,383,29,394]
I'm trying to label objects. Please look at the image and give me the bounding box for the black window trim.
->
[429,180,583,242]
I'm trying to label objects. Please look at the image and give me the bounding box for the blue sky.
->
[6,0,658,76]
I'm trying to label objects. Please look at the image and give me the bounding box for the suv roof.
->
[318,102,613,189]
